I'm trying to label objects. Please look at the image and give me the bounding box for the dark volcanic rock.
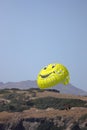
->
[71,123,80,130]
[0,123,5,130]
[0,115,87,130]
[11,119,25,130]
[5,119,25,130]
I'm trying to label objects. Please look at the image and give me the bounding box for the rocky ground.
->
[0,88,87,130]
[0,107,87,130]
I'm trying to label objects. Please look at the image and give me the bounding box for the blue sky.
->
[0,0,87,91]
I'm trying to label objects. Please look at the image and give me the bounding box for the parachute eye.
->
[44,67,47,70]
[52,65,55,68]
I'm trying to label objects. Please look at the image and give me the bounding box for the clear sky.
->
[0,0,87,91]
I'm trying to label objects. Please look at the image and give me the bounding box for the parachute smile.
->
[40,72,52,78]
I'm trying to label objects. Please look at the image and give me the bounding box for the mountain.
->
[0,80,87,96]
[53,83,87,96]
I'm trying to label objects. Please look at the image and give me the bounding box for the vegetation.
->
[46,89,60,93]
[0,88,87,112]
[0,89,10,94]
[33,97,87,110]
[0,90,34,112]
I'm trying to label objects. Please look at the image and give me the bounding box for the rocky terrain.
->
[0,88,87,130]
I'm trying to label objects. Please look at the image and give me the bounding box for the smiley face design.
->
[37,63,70,89]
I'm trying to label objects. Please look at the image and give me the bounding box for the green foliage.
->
[37,89,45,92]
[4,93,19,99]
[0,104,9,111]
[33,97,87,110]
[46,89,60,93]
[0,89,10,94]
[0,90,34,112]
[0,98,33,112]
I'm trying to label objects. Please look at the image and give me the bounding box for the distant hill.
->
[0,80,87,96]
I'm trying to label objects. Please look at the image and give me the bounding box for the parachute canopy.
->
[37,63,70,89]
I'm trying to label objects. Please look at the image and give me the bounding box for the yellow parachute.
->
[37,63,70,89]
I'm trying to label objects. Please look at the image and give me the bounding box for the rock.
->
[5,119,25,130]
[0,123,5,130]
[71,123,80,130]
[23,121,39,130]
[1,114,87,130]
